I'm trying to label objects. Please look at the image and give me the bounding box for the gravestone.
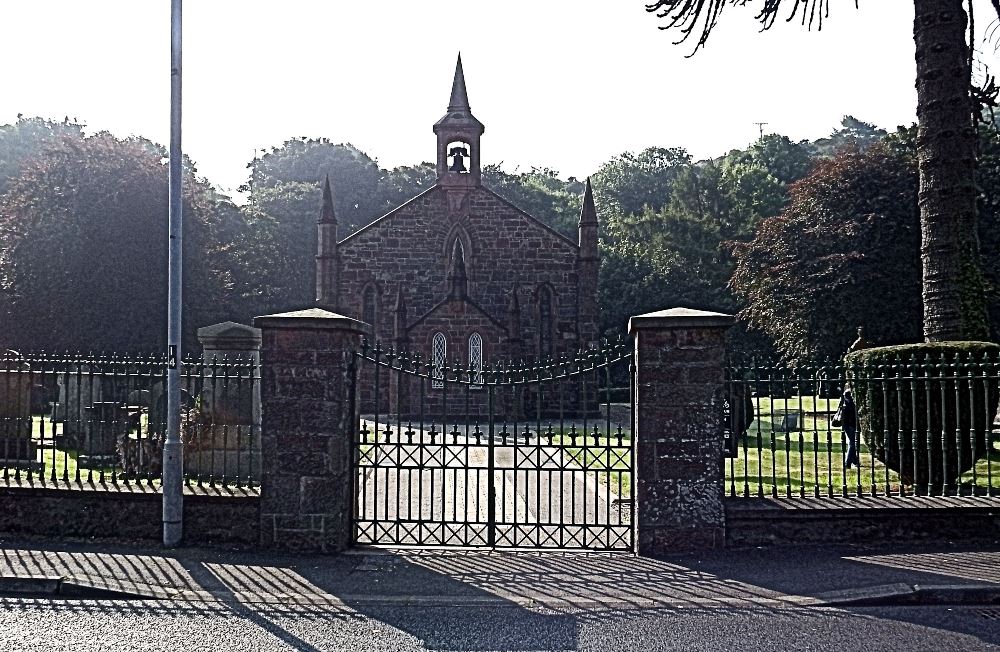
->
[78,401,125,467]
[30,384,49,415]
[52,364,105,443]
[779,413,800,432]
[0,352,36,465]
[187,322,262,480]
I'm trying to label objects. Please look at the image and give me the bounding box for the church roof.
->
[336,184,578,251]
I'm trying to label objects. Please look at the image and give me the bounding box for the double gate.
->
[350,339,634,551]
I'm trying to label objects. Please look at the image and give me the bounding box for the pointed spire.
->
[394,285,409,343]
[448,53,471,113]
[579,177,597,226]
[394,285,407,320]
[506,283,522,343]
[448,240,468,300]
[319,174,336,224]
[507,282,520,315]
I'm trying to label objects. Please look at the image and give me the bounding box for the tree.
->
[0,131,242,351]
[0,116,85,198]
[244,139,383,235]
[379,162,437,210]
[730,139,923,362]
[811,116,888,158]
[647,0,990,342]
[591,146,692,222]
[240,140,386,311]
[723,133,815,184]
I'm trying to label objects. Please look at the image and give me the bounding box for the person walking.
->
[838,386,859,469]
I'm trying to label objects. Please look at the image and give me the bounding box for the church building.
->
[315,56,600,387]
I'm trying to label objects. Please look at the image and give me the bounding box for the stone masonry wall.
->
[0,486,259,546]
[338,186,586,360]
[255,310,365,553]
[726,499,1000,547]
[631,309,731,555]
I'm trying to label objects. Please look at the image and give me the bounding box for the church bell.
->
[448,146,469,173]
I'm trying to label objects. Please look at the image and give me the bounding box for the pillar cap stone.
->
[629,307,734,334]
[254,308,371,335]
[197,321,262,348]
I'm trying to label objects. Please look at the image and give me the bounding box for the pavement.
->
[0,536,999,611]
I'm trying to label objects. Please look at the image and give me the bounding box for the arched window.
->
[538,286,553,357]
[362,285,376,327]
[432,332,447,388]
[469,333,483,387]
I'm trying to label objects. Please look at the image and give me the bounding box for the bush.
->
[845,342,999,491]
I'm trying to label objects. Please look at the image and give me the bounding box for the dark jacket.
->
[840,391,857,430]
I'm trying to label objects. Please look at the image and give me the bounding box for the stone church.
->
[314,56,599,385]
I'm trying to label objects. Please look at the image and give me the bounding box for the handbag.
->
[831,403,844,428]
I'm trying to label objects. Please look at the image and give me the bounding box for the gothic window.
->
[469,333,483,387]
[362,285,376,327]
[538,286,553,357]
[432,332,447,388]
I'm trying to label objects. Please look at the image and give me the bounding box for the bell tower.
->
[433,54,484,188]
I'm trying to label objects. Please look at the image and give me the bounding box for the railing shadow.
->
[3,539,999,649]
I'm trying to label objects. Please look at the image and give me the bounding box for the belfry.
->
[316,55,600,407]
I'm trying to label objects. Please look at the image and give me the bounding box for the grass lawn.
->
[356,418,634,499]
[726,396,1000,497]
[4,415,157,485]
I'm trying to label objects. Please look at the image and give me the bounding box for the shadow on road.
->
[3,538,1000,649]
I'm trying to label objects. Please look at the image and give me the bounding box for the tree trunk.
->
[913,0,980,341]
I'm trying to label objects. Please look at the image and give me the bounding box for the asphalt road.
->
[1,599,997,651]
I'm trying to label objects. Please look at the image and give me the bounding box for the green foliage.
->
[0,131,242,351]
[592,146,691,220]
[0,116,85,199]
[240,140,386,312]
[379,162,437,210]
[974,116,1000,341]
[482,165,584,239]
[730,140,923,363]
[723,134,815,185]
[596,143,792,351]
[811,116,887,158]
[245,138,383,234]
[599,162,729,334]
[845,342,999,490]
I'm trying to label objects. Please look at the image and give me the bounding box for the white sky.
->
[2,1,998,200]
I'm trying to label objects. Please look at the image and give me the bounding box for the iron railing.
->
[352,338,634,550]
[725,354,1000,499]
[0,351,259,489]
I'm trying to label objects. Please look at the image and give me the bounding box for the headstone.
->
[187,322,262,480]
[53,364,104,442]
[0,352,36,464]
[779,413,800,432]
[79,401,124,465]
[30,384,49,415]
[127,389,151,408]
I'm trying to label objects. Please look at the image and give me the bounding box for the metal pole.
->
[163,0,184,547]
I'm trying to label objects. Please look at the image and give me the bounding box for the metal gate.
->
[350,339,634,551]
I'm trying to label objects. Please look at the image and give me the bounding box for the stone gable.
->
[337,185,584,361]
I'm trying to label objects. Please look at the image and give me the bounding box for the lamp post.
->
[163,0,184,547]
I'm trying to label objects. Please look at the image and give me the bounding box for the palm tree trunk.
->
[913,0,979,341]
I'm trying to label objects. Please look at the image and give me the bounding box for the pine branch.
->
[645,0,857,54]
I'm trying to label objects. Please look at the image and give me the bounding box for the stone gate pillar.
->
[254,308,368,553]
[629,307,733,555]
